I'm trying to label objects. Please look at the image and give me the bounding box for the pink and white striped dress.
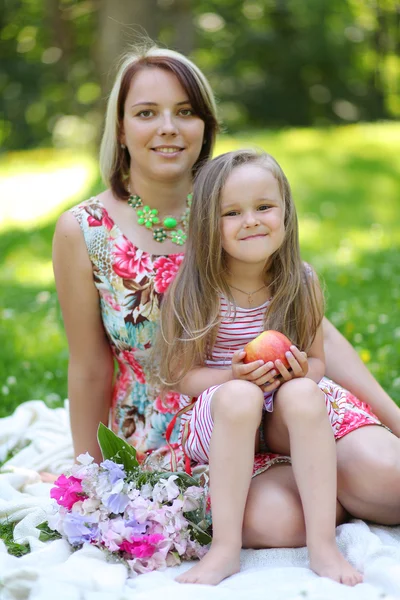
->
[178,296,383,469]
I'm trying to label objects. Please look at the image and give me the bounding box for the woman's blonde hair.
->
[99,43,219,199]
[157,149,324,388]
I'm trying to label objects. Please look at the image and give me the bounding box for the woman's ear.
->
[120,125,126,148]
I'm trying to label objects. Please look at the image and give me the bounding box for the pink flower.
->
[102,292,121,311]
[120,350,146,384]
[113,239,152,281]
[153,255,184,294]
[120,533,165,558]
[87,213,114,230]
[50,475,87,510]
[88,215,102,227]
[154,391,180,414]
[102,214,114,231]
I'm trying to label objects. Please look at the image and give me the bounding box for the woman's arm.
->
[53,211,115,462]
[323,317,400,435]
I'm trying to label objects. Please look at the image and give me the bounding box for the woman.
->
[53,43,400,556]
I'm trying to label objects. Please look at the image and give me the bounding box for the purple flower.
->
[100,460,126,484]
[63,512,98,546]
[125,518,148,535]
[104,492,130,514]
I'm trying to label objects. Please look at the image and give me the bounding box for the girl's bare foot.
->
[309,543,363,586]
[176,543,240,585]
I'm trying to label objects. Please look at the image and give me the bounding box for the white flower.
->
[77,452,94,466]
[183,486,204,512]
[140,483,153,499]
[162,475,180,502]
[81,498,101,514]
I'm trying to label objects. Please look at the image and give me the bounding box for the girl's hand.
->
[274,345,308,382]
[231,349,279,387]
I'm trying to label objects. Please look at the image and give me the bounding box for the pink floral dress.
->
[71,197,184,456]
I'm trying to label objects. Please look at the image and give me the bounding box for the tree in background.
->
[1,0,399,151]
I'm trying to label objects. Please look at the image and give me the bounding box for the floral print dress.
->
[71,197,183,457]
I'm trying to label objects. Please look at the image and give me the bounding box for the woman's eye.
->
[179,108,194,117]
[137,110,154,118]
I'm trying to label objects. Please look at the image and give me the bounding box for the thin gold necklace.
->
[229,284,267,307]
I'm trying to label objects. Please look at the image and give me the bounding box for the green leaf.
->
[97,423,139,471]
[37,521,62,542]
[186,519,212,545]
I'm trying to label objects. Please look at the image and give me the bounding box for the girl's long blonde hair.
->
[157,149,324,388]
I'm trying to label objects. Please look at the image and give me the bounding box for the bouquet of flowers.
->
[47,424,211,576]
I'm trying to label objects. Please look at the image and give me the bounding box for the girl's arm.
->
[323,317,400,436]
[176,351,276,397]
[53,211,115,463]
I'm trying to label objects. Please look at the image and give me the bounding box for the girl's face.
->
[220,163,286,271]
[121,67,205,184]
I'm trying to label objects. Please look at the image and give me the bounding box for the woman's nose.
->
[158,112,178,135]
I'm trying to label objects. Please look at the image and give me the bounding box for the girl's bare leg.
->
[243,464,348,549]
[265,378,362,585]
[337,425,400,524]
[176,380,264,585]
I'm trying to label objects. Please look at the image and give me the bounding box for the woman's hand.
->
[262,345,308,392]
[231,349,279,387]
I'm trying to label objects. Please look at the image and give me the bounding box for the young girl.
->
[158,149,371,587]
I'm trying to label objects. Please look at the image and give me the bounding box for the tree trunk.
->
[95,0,160,96]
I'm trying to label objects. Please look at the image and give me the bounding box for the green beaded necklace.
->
[128,192,192,246]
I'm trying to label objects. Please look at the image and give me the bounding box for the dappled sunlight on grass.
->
[0,149,97,232]
[1,251,54,285]
[0,122,399,414]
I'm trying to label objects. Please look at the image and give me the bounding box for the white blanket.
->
[1,400,400,600]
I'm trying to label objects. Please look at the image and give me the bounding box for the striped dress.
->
[178,295,383,469]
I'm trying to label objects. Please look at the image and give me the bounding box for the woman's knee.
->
[212,379,264,422]
[242,484,306,549]
[338,433,400,499]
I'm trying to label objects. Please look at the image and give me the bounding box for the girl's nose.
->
[158,112,178,136]
[243,211,260,227]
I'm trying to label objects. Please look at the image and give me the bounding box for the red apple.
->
[243,330,293,368]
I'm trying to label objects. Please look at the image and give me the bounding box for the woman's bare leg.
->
[337,425,400,524]
[243,464,348,549]
[177,380,264,585]
[264,378,362,585]
[323,318,400,436]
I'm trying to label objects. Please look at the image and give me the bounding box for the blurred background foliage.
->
[1,0,399,150]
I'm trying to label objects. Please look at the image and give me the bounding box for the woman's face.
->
[121,67,205,184]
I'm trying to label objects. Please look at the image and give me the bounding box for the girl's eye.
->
[137,110,154,118]
[258,204,271,211]
[223,210,239,217]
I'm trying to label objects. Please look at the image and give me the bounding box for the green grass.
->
[0,521,30,556]
[0,122,399,420]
